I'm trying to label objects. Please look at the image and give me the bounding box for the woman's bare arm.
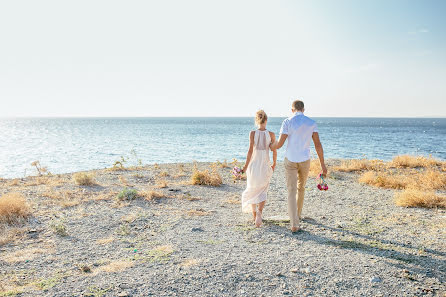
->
[269,131,277,171]
[242,131,255,172]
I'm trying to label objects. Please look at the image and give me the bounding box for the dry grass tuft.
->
[180,258,199,267]
[6,179,20,186]
[190,165,222,186]
[225,198,240,204]
[95,260,134,274]
[309,159,323,177]
[359,168,446,190]
[2,247,46,263]
[395,189,446,208]
[216,160,230,168]
[156,179,168,188]
[96,236,115,245]
[141,190,167,201]
[187,208,211,216]
[358,171,408,189]
[389,155,443,168]
[159,171,169,177]
[73,172,96,186]
[0,227,27,247]
[41,189,81,207]
[0,193,31,225]
[334,159,385,172]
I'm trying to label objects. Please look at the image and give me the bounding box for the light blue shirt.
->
[279,112,318,163]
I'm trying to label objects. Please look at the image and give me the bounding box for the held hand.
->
[242,166,247,173]
[271,163,276,172]
[269,141,275,150]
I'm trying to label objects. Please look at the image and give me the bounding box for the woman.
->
[241,110,277,227]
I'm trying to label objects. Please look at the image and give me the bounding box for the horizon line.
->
[0,115,445,119]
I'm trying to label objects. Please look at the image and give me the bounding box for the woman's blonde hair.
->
[255,110,268,126]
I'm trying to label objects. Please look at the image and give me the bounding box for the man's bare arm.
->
[312,132,327,176]
[270,134,288,150]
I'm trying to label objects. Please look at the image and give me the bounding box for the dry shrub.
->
[0,193,31,224]
[309,159,323,177]
[334,159,385,172]
[73,172,96,186]
[159,171,169,177]
[217,160,230,168]
[7,179,20,186]
[395,189,446,208]
[359,169,446,190]
[390,155,443,168]
[141,190,167,201]
[156,179,168,188]
[415,168,446,190]
[190,165,222,186]
[358,171,408,189]
[118,176,130,186]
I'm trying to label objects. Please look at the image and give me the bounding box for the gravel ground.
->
[0,161,445,296]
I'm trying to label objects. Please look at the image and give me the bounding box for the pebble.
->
[370,276,382,283]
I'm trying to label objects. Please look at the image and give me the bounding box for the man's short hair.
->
[292,100,304,111]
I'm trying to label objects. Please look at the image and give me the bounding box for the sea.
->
[0,117,445,179]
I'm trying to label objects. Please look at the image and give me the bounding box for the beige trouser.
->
[285,158,311,228]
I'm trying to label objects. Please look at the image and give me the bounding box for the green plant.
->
[130,149,143,167]
[117,188,138,200]
[50,220,68,237]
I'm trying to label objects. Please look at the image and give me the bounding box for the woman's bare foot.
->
[291,226,300,232]
[252,212,257,224]
[255,211,262,227]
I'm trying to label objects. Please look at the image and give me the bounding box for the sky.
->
[0,0,445,118]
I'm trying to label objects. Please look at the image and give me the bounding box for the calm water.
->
[0,117,445,178]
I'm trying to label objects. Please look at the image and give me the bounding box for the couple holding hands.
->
[241,100,327,232]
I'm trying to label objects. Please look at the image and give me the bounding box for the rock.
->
[191,227,204,232]
[118,292,130,297]
[370,276,382,283]
[290,268,298,273]
[302,268,310,274]
[80,265,91,273]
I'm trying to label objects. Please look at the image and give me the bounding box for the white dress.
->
[242,130,273,212]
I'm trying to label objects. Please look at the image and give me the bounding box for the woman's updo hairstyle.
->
[255,110,268,126]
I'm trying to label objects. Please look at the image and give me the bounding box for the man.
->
[270,100,327,232]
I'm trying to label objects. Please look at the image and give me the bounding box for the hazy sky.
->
[0,0,445,117]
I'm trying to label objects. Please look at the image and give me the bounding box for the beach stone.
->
[117,292,130,297]
[370,276,382,283]
[191,227,204,232]
[290,268,298,273]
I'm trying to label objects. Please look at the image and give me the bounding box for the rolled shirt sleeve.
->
[313,123,319,133]
[280,119,289,135]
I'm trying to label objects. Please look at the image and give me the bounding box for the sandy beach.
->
[0,159,445,296]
